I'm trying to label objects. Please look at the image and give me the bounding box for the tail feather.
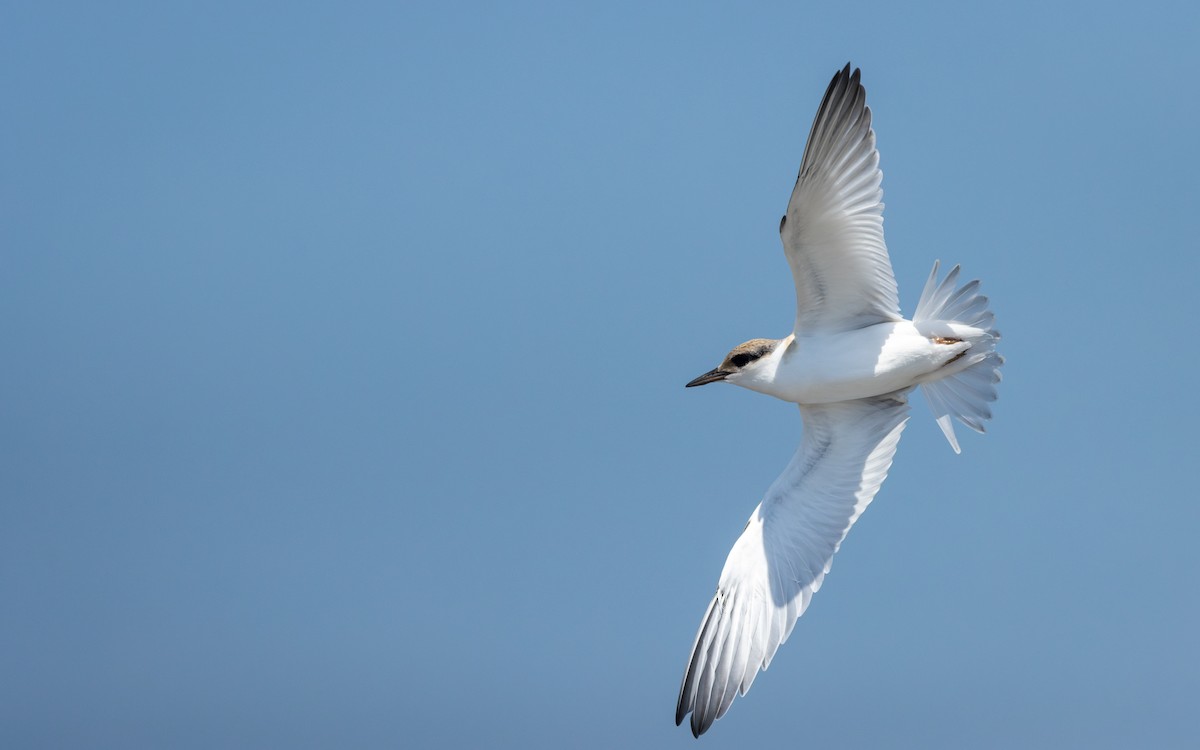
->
[914,261,1003,453]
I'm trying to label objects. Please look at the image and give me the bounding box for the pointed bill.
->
[686,368,728,388]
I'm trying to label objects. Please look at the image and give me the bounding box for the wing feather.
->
[676,393,910,736]
[782,64,900,334]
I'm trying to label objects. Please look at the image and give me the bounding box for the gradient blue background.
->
[4,1,1198,747]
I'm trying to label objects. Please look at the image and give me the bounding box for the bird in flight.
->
[676,63,1003,737]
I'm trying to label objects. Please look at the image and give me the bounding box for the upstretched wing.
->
[676,393,910,736]
[781,64,901,335]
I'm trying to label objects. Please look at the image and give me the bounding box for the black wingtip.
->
[827,63,846,91]
[836,61,863,87]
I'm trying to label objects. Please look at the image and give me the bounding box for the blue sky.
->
[3,1,1198,747]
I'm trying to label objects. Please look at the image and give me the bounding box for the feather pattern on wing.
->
[782,64,901,334]
[676,393,910,736]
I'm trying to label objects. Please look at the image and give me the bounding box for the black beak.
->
[685,368,728,388]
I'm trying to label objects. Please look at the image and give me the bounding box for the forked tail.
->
[913,261,1003,453]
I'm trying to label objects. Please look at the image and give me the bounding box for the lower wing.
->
[676,392,910,736]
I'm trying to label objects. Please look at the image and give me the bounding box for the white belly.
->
[745,322,968,404]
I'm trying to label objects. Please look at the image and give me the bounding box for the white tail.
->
[914,261,1003,453]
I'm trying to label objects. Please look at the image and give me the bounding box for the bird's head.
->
[686,338,781,388]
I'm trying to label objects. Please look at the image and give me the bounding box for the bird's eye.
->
[730,353,754,368]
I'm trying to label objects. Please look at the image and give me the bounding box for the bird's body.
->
[729,320,982,405]
[675,64,1003,737]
